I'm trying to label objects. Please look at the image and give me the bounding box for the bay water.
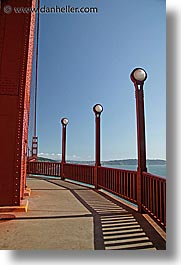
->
[102,164,166,178]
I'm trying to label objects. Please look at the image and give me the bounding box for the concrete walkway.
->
[0,177,166,250]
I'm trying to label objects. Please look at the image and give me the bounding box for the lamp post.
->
[61,118,69,164]
[60,118,68,180]
[93,104,103,167]
[93,104,103,189]
[130,68,147,212]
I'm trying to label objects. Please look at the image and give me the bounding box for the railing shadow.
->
[46,179,166,250]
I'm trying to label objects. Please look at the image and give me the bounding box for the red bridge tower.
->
[0,0,36,206]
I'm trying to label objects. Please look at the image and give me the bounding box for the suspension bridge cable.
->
[34,0,40,137]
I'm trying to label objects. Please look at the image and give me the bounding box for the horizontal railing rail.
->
[97,166,137,204]
[142,171,166,230]
[27,161,166,230]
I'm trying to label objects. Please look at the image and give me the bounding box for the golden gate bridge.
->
[0,0,166,250]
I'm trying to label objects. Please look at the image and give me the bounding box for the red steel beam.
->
[0,0,36,206]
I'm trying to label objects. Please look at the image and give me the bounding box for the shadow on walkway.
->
[45,178,166,250]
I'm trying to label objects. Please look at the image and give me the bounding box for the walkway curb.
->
[0,199,29,213]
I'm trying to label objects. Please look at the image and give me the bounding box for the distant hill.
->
[102,159,166,166]
[37,157,166,165]
[38,157,57,162]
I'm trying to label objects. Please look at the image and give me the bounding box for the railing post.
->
[137,169,142,212]
[94,166,98,189]
[130,68,147,213]
[61,162,65,180]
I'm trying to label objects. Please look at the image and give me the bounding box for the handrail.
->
[27,161,166,230]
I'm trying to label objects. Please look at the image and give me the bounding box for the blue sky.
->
[29,0,166,161]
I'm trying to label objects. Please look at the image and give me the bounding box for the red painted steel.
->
[135,85,147,213]
[0,0,36,206]
[93,105,103,167]
[97,166,137,204]
[61,125,67,164]
[63,163,94,185]
[142,172,166,230]
[135,85,147,172]
[27,162,95,185]
[131,70,147,213]
[28,162,61,177]
[95,115,101,167]
[27,161,166,231]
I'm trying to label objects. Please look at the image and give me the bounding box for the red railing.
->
[27,161,166,230]
[142,172,166,230]
[27,161,61,177]
[97,166,137,204]
[63,163,94,186]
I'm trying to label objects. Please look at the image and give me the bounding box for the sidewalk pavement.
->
[0,177,166,250]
